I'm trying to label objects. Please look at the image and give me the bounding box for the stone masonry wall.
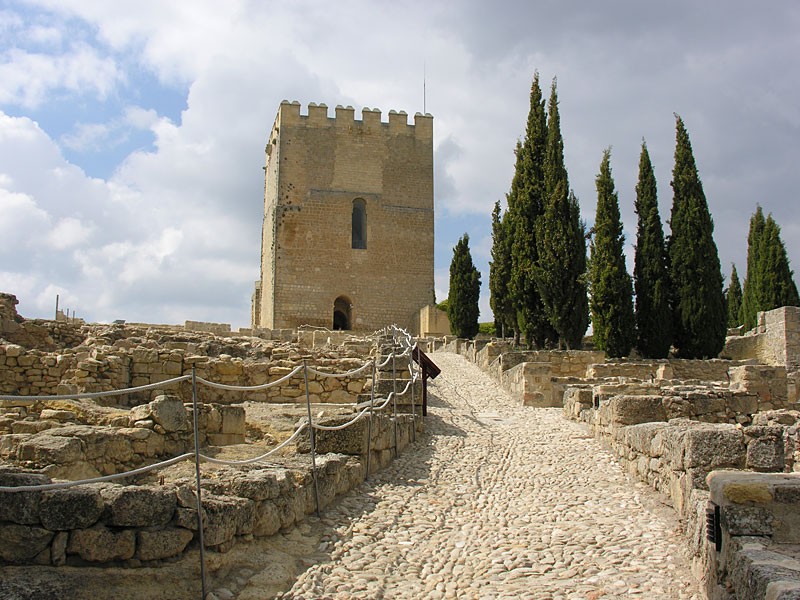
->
[254,101,435,333]
[0,412,419,567]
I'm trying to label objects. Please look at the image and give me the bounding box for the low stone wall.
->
[706,471,800,600]
[0,343,371,407]
[723,306,800,370]
[562,387,800,599]
[0,395,245,480]
[184,320,231,335]
[0,411,421,567]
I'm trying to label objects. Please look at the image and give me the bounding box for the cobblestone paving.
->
[277,352,702,599]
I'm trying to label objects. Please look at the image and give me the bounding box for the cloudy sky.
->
[1,1,798,329]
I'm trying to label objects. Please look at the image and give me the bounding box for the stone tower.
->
[251,101,435,333]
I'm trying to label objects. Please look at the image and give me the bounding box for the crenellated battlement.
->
[277,100,432,138]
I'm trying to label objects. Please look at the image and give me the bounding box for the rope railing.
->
[0,323,421,595]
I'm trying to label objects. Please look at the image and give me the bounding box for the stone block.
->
[149,394,189,432]
[220,406,245,434]
[227,469,285,501]
[67,524,136,562]
[746,427,786,472]
[681,425,746,469]
[252,500,282,536]
[40,487,104,530]
[606,395,667,426]
[0,470,50,524]
[136,527,194,561]
[17,434,83,465]
[0,523,54,563]
[722,505,773,536]
[101,485,176,527]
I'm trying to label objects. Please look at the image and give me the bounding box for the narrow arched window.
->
[352,199,367,249]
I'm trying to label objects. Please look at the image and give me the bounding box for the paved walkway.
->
[275,352,702,599]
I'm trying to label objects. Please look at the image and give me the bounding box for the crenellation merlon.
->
[277,100,432,137]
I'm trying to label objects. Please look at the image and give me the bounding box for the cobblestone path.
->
[275,352,702,599]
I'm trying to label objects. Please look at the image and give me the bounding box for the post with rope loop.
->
[392,331,398,458]
[409,348,416,443]
[366,358,376,480]
[191,365,208,600]
[303,360,321,516]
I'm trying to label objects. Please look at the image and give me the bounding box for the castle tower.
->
[252,101,435,332]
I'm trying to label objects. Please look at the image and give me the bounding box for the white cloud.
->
[0,43,121,108]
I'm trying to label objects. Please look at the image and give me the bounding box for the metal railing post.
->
[392,332,398,458]
[303,360,321,516]
[409,349,416,443]
[191,366,208,600]
[366,358,376,480]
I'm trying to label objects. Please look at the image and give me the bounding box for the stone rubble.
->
[267,352,702,600]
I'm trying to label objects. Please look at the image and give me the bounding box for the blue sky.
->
[1,1,799,329]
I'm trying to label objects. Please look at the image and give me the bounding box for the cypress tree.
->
[633,141,672,358]
[589,149,635,357]
[534,80,589,349]
[758,214,800,311]
[668,115,726,358]
[489,200,515,337]
[447,233,481,339]
[740,206,765,331]
[726,264,743,328]
[508,73,554,348]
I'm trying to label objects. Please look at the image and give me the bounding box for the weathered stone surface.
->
[227,469,284,501]
[39,487,104,530]
[746,426,786,472]
[136,527,194,561]
[149,394,189,432]
[51,530,68,566]
[297,416,367,455]
[722,505,774,536]
[101,485,177,527]
[252,499,282,536]
[0,470,49,524]
[606,395,667,425]
[67,525,136,562]
[16,433,83,464]
[0,523,54,562]
[680,425,745,469]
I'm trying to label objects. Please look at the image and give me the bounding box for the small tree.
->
[489,201,515,338]
[447,234,481,339]
[758,214,800,311]
[740,206,766,331]
[633,141,672,358]
[589,149,635,357]
[667,115,726,358]
[508,73,553,348]
[726,264,743,328]
[533,79,588,349]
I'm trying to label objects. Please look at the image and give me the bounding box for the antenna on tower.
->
[423,61,427,114]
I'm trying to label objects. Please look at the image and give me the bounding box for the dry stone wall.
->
[0,411,420,567]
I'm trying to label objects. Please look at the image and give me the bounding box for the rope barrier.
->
[0,324,420,497]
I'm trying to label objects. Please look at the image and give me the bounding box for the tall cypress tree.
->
[740,206,765,331]
[534,79,589,349]
[758,214,800,311]
[508,73,553,347]
[726,264,743,328]
[668,115,726,358]
[489,200,515,337]
[633,141,672,358]
[447,234,481,339]
[589,149,635,357]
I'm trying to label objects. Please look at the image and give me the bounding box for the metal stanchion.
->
[191,366,208,600]
[409,350,416,443]
[366,359,376,480]
[392,334,398,458]
[303,360,321,516]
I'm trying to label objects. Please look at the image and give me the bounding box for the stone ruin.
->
[445,305,800,600]
[0,292,422,568]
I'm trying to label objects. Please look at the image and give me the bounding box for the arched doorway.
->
[333,296,352,330]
